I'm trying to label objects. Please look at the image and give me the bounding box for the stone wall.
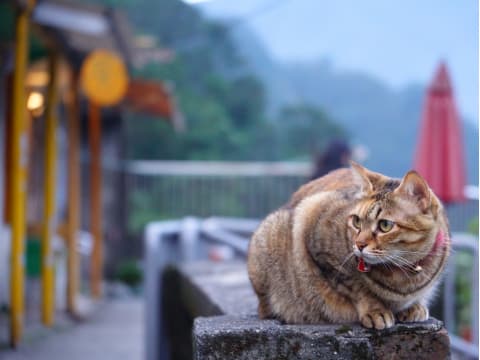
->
[161,261,451,360]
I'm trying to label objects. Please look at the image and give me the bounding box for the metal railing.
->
[144,217,257,360]
[144,216,479,360]
[126,162,308,230]
[126,161,478,237]
[444,233,479,358]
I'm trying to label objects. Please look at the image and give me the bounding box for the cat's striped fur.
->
[247,162,450,329]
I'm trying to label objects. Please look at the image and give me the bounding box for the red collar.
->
[432,229,446,252]
[416,229,446,268]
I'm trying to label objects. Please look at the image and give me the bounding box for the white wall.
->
[0,72,10,307]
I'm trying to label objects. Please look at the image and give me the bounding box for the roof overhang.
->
[31,0,135,69]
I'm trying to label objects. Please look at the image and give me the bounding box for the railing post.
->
[180,217,200,261]
[443,255,456,335]
[144,220,181,360]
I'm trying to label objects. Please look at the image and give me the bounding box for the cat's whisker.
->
[368,249,415,267]
[393,248,429,254]
[382,260,395,274]
[393,249,432,256]
[333,252,355,282]
[389,254,417,270]
[392,256,424,277]
[385,253,416,271]
[383,254,412,279]
[384,265,410,279]
[338,252,355,271]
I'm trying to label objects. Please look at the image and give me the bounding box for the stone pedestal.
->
[161,261,451,360]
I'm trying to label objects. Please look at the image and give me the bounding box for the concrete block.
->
[162,262,451,360]
[194,316,450,360]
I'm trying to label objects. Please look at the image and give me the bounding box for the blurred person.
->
[310,139,351,180]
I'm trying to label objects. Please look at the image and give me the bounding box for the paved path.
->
[1,299,143,360]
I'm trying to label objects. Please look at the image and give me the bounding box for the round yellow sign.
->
[80,49,129,106]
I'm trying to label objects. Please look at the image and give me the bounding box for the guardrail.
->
[144,217,478,360]
[444,233,479,358]
[144,217,257,360]
[125,161,478,238]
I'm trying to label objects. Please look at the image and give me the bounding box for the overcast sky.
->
[197,0,478,125]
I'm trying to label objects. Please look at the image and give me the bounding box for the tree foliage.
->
[86,0,346,161]
[278,104,346,159]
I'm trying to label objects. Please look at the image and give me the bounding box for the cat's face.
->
[348,164,439,270]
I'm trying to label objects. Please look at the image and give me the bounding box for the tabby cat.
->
[247,162,450,329]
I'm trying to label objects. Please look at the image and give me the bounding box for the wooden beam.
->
[89,101,103,298]
[66,68,81,315]
[8,0,35,347]
[40,51,59,326]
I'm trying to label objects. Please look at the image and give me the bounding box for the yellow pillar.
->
[41,52,59,326]
[89,101,103,298]
[8,0,35,347]
[66,68,80,315]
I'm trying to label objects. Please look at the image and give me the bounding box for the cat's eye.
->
[378,219,394,233]
[351,215,361,229]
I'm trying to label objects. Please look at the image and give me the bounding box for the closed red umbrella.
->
[414,62,466,203]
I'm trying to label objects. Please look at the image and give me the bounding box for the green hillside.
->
[231,26,478,184]
[88,0,345,161]
[87,0,477,184]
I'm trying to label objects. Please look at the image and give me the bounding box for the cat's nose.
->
[356,243,367,252]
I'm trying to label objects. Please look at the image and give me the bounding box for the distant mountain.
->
[230,25,478,184]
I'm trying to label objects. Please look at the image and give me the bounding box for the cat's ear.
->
[350,161,374,194]
[394,170,431,211]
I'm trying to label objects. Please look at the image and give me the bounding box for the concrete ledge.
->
[162,261,451,360]
[194,316,450,360]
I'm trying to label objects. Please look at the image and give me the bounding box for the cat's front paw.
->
[360,309,395,330]
[396,303,429,323]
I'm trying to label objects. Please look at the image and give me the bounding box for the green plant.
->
[468,217,479,236]
[26,237,41,277]
[455,251,475,341]
[116,260,143,288]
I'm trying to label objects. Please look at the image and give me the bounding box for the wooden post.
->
[66,68,81,315]
[40,52,59,326]
[80,49,128,299]
[8,0,35,347]
[89,101,103,298]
